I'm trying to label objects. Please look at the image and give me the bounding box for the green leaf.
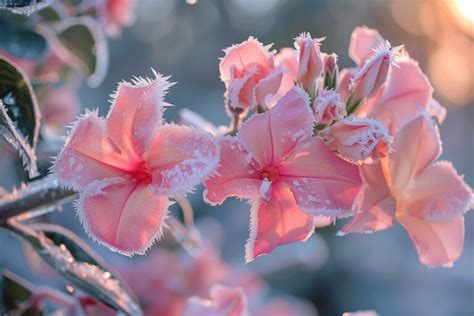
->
[0,57,39,177]
[0,17,49,61]
[0,0,54,16]
[0,58,40,147]
[55,17,108,87]
[7,222,143,315]
[1,269,34,313]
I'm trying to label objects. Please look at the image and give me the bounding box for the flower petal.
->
[279,138,362,217]
[204,137,261,205]
[144,124,219,195]
[238,86,313,166]
[358,59,432,135]
[77,178,170,255]
[349,26,384,65]
[54,111,134,190]
[404,161,473,221]
[107,71,172,156]
[398,215,465,267]
[254,67,283,106]
[340,163,395,234]
[388,115,441,192]
[245,183,316,263]
[183,285,248,316]
[219,37,273,82]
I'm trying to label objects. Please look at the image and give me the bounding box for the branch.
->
[0,176,76,225]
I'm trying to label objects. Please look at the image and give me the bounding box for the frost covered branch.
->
[0,176,76,225]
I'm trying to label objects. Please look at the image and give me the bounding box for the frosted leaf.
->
[0,0,54,16]
[11,223,142,315]
[0,101,38,177]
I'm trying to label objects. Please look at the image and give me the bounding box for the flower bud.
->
[313,90,346,125]
[322,53,338,90]
[329,117,392,162]
[219,37,283,114]
[294,33,324,94]
[336,68,356,103]
[350,42,394,103]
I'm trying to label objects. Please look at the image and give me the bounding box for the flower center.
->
[133,161,152,184]
[260,166,279,182]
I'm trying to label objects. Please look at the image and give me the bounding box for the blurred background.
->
[1,0,473,315]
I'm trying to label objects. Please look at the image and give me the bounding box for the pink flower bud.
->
[294,33,324,93]
[313,90,346,125]
[219,37,283,114]
[329,117,392,162]
[350,42,394,102]
[336,68,356,102]
[322,53,338,90]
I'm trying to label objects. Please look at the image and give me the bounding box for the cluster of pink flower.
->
[54,26,473,272]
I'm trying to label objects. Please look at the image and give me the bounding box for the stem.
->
[0,177,76,225]
[166,217,202,256]
[229,112,242,135]
[174,195,195,229]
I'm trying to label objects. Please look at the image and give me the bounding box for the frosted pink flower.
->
[118,245,263,316]
[313,90,346,125]
[54,72,219,255]
[100,0,136,37]
[349,26,384,65]
[328,117,391,163]
[183,285,248,316]
[268,47,299,108]
[294,33,324,93]
[340,116,473,267]
[357,57,434,135]
[219,37,283,113]
[204,87,362,262]
[350,42,395,102]
[350,27,443,132]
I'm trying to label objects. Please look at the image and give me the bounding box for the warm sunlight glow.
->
[454,0,474,22]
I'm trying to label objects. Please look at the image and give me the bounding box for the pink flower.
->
[294,33,324,93]
[204,87,362,262]
[350,42,394,103]
[328,117,391,163]
[183,285,248,316]
[267,47,299,108]
[313,90,346,125]
[118,245,263,316]
[100,0,136,37]
[38,85,81,129]
[219,37,283,113]
[357,57,433,135]
[349,28,441,133]
[340,116,473,267]
[54,72,219,255]
[349,26,384,66]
